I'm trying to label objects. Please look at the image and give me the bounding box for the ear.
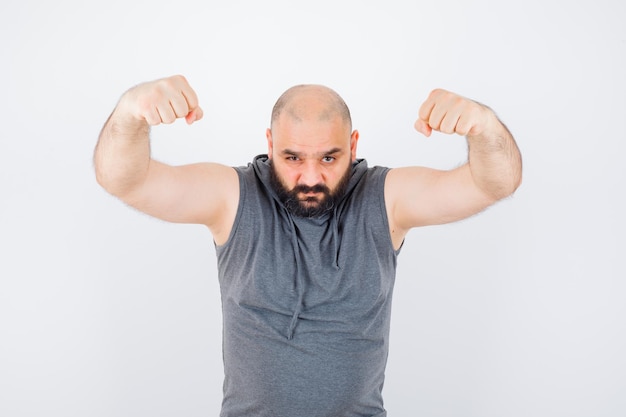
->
[266,128,274,159]
[350,130,360,161]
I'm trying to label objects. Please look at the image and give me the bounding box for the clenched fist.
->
[116,75,204,126]
[414,89,495,138]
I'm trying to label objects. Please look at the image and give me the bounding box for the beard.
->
[269,161,351,218]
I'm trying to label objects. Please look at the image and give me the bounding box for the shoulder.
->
[350,160,390,190]
[346,164,392,218]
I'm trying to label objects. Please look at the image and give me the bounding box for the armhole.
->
[378,167,403,255]
[215,167,246,250]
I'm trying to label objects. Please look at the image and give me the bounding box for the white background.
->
[1,1,625,416]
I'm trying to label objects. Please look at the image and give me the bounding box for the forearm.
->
[93,109,151,199]
[466,111,522,201]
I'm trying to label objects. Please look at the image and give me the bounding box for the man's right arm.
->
[93,75,239,245]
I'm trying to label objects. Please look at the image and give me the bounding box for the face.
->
[269,159,351,217]
[266,114,359,217]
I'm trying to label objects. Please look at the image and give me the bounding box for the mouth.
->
[298,189,323,198]
[298,193,322,206]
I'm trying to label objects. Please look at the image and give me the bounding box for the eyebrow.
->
[280,147,343,158]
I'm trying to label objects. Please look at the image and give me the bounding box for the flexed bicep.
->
[385,165,496,246]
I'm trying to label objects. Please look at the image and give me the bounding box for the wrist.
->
[467,105,499,139]
[109,105,149,136]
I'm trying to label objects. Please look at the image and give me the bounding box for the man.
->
[94,75,522,417]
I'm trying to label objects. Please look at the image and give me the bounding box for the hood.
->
[251,154,369,339]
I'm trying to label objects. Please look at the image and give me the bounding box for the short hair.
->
[270,85,352,130]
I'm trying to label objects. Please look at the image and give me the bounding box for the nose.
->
[298,161,323,187]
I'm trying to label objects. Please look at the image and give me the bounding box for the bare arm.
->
[93,75,239,244]
[385,89,522,248]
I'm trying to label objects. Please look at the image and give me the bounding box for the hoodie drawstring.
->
[285,210,304,340]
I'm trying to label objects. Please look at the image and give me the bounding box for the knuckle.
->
[154,75,180,93]
[157,78,175,91]
[452,96,465,107]
[431,88,446,96]
[165,74,188,91]
[429,89,444,101]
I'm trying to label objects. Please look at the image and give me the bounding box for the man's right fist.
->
[116,75,204,126]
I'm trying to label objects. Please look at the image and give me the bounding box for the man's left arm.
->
[385,89,522,248]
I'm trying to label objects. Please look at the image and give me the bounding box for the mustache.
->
[292,184,330,194]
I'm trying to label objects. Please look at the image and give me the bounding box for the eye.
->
[322,156,335,163]
[286,156,299,161]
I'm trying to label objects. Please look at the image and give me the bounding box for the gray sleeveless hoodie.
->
[216,155,400,417]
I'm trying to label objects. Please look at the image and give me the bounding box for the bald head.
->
[270,84,352,131]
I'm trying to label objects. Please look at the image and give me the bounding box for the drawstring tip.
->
[287,311,299,340]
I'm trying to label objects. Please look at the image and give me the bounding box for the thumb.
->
[185,106,204,124]
[414,118,432,137]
